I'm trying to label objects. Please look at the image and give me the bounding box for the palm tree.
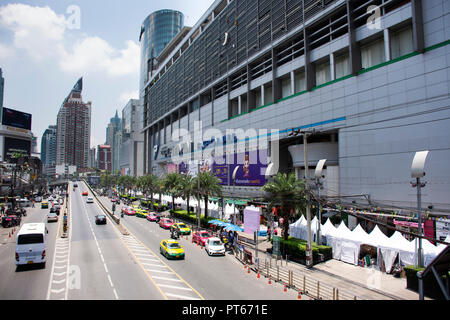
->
[262,172,307,240]
[177,174,195,215]
[163,172,182,211]
[138,174,160,211]
[194,171,222,220]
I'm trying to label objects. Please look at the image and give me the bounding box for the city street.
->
[0,181,300,300]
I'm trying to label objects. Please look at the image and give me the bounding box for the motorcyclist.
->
[171,225,180,239]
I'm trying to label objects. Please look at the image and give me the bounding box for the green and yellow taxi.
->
[41,201,49,209]
[135,208,149,218]
[159,239,185,260]
[171,222,191,235]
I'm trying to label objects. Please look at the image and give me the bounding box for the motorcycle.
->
[121,212,124,218]
[171,229,180,240]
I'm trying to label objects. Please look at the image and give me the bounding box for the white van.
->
[15,223,48,267]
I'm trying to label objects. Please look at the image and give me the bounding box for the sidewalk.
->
[235,231,422,300]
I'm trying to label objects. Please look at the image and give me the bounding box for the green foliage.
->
[262,172,307,240]
[272,236,332,263]
[172,209,216,228]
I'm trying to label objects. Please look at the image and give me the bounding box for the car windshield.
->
[178,224,187,228]
[168,243,181,249]
[165,219,172,223]
[97,215,105,219]
[200,232,211,237]
[211,240,222,246]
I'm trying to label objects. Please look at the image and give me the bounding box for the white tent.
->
[334,221,361,265]
[388,231,416,267]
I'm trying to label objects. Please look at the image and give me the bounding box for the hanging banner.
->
[244,206,261,234]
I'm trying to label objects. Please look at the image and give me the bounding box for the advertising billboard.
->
[178,149,268,186]
[3,137,31,160]
[2,107,32,130]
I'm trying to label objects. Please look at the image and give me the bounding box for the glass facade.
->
[139,10,184,94]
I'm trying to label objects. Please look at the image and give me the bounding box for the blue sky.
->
[0,0,213,151]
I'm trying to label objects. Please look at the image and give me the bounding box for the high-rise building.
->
[0,68,4,111]
[119,99,144,176]
[105,110,121,173]
[41,125,57,175]
[139,10,184,100]
[97,145,111,172]
[88,147,96,169]
[142,0,450,216]
[56,77,91,171]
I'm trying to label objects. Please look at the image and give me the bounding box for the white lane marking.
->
[107,275,114,287]
[141,263,166,268]
[156,284,193,291]
[51,288,65,294]
[113,289,119,300]
[165,293,202,300]
[152,276,183,282]
[53,279,66,284]
[145,269,174,274]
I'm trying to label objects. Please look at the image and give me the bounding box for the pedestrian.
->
[267,226,271,241]
[32,199,35,208]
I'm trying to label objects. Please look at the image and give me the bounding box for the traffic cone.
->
[247,265,251,274]
[268,275,272,285]
[257,270,260,279]
[9,232,11,238]
[298,290,302,300]
[283,283,287,292]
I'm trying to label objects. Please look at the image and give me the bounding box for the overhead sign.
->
[244,206,261,234]
[2,107,32,130]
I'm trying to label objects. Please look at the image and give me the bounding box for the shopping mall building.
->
[142,0,450,215]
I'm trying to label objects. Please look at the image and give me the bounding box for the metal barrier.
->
[238,251,364,300]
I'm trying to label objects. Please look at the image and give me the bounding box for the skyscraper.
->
[105,110,121,173]
[0,68,4,111]
[56,78,91,171]
[139,10,184,99]
[97,145,111,172]
[41,125,57,165]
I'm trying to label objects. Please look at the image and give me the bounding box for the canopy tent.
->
[288,215,446,271]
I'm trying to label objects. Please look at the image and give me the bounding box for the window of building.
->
[361,37,385,69]
[294,69,306,93]
[390,24,413,59]
[230,98,239,118]
[241,94,248,114]
[334,51,350,79]
[281,76,292,98]
[315,58,331,86]
[264,83,273,104]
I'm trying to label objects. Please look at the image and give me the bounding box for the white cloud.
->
[0,4,66,61]
[118,90,139,105]
[0,4,139,77]
[60,38,140,77]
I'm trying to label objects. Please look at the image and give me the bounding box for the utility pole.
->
[411,150,429,268]
[303,132,313,268]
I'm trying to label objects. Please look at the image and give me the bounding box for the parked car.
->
[47,212,58,223]
[125,207,136,216]
[205,237,226,256]
[86,197,94,203]
[192,230,213,246]
[95,214,107,225]
[159,239,184,260]
[159,218,174,229]
[146,212,157,222]
[41,201,49,209]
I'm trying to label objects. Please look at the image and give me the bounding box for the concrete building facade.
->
[142,0,450,215]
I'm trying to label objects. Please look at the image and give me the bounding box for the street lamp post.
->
[314,159,327,246]
[302,132,313,268]
[411,150,429,268]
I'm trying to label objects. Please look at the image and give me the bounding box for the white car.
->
[86,197,94,203]
[47,212,58,223]
[205,237,226,256]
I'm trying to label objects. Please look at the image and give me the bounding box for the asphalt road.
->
[0,200,59,299]
[101,191,299,300]
[0,181,299,300]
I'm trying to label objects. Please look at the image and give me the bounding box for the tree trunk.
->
[204,196,209,219]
